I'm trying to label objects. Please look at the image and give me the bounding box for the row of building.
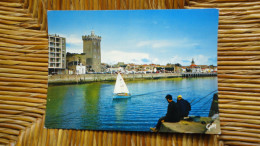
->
[48,32,217,75]
[102,59,217,74]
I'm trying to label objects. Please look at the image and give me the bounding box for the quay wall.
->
[182,73,217,77]
[48,73,182,84]
[48,73,218,85]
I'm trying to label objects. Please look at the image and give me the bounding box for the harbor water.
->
[45,77,218,131]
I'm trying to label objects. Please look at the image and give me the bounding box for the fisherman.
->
[150,94,180,132]
[177,95,191,119]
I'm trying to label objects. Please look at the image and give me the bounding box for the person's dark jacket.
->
[165,101,180,122]
[177,99,191,117]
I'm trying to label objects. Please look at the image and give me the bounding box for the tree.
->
[175,63,182,67]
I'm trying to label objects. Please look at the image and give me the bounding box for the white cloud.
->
[59,34,83,53]
[170,55,213,66]
[136,39,199,49]
[101,50,158,65]
[59,34,82,45]
[67,48,82,54]
[101,52,214,66]
[66,35,82,45]
[137,40,172,48]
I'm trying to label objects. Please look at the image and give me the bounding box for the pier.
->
[181,73,217,78]
[160,117,220,134]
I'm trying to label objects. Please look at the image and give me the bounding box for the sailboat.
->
[113,73,131,98]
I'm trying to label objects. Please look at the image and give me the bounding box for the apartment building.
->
[48,34,66,75]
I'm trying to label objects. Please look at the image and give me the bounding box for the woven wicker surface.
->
[0,0,259,145]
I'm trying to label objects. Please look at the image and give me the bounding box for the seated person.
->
[150,94,180,132]
[177,95,191,119]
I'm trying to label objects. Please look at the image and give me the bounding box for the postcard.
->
[45,9,220,134]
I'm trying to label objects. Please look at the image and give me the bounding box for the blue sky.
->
[48,9,218,66]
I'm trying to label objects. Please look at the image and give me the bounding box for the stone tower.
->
[82,31,101,72]
[191,58,195,66]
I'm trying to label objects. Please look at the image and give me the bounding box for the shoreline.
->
[48,73,217,85]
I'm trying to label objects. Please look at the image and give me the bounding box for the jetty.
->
[160,117,220,134]
[182,73,217,77]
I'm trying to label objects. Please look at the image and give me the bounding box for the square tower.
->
[82,31,101,72]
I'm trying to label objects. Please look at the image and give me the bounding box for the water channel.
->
[45,77,218,131]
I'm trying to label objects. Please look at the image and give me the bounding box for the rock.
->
[159,117,221,134]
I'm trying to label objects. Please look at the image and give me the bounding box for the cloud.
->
[136,39,199,49]
[101,51,158,65]
[66,48,82,54]
[101,54,214,66]
[136,40,167,48]
[137,40,173,48]
[59,34,82,45]
[59,34,83,53]
[66,35,82,45]
[170,55,216,66]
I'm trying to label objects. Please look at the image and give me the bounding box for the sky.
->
[48,9,219,66]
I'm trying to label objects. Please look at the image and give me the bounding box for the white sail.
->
[114,73,129,94]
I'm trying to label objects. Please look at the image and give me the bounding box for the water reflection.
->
[82,83,101,129]
[112,98,131,121]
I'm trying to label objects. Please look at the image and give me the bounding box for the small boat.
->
[113,73,131,98]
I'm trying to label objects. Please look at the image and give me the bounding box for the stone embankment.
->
[182,73,217,77]
[48,73,182,84]
[160,117,220,134]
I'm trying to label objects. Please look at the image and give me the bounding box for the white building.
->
[192,67,202,73]
[76,63,86,75]
[107,67,125,73]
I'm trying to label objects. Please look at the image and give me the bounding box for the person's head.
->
[177,95,182,101]
[165,94,173,102]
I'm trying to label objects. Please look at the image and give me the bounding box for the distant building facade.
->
[82,31,101,72]
[66,53,87,74]
[48,34,66,74]
[182,59,217,73]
